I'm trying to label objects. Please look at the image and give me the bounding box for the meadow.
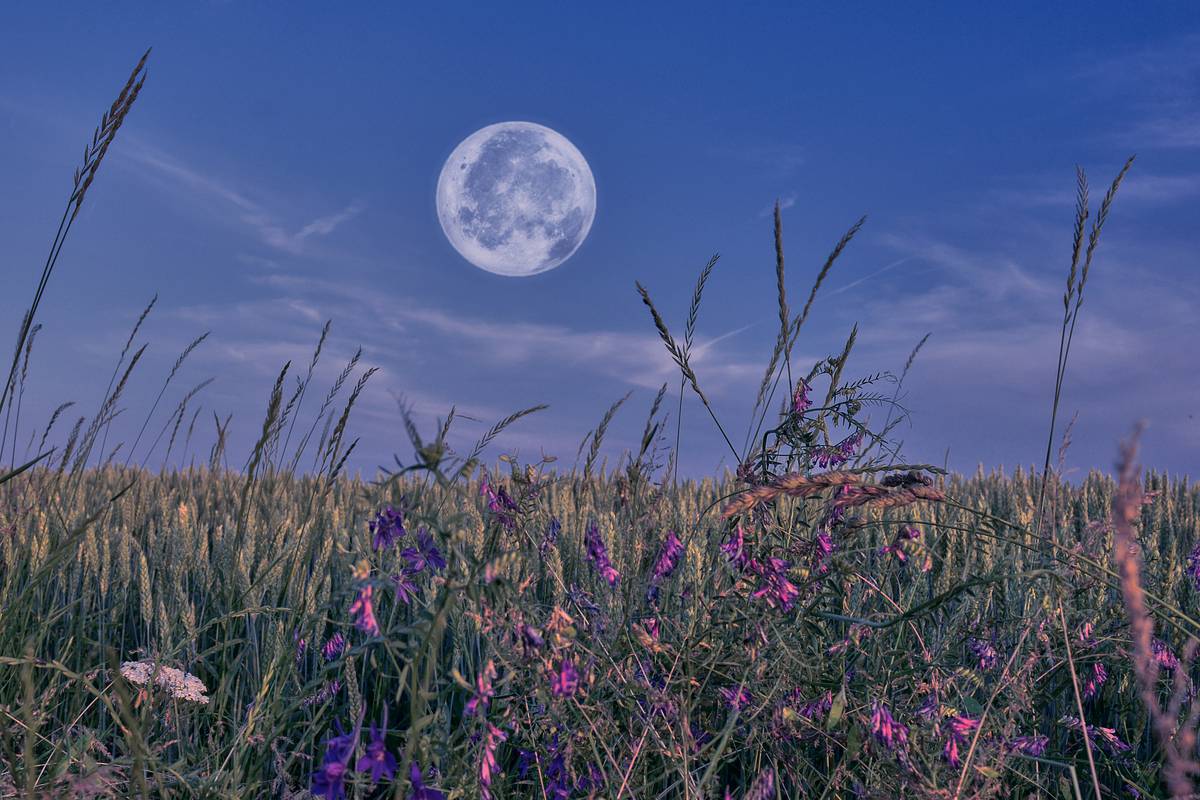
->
[2,51,1199,800]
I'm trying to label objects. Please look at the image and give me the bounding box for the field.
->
[3,52,1200,800]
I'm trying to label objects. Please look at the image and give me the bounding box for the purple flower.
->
[404,528,446,573]
[294,632,307,668]
[1152,638,1180,671]
[651,530,684,582]
[720,685,752,711]
[479,723,507,800]
[942,715,980,766]
[517,623,544,656]
[916,693,939,721]
[370,504,406,552]
[301,679,342,708]
[1083,662,1108,701]
[881,525,922,565]
[584,521,620,587]
[550,658,581,698]
[356,716,397,785]
[312,721,360,799]
[749,557,799,612]
[322,632,347,661]
[743,767,775,800]
[967,636,998,671]
[719,526,749,571]
[870,700,908,751]
[481,472,519,530]
[1008,734,1049,756]
[540,517,562,556]
[392,569,421,605]
[349,585,380,637]
[1060,715,1131,754]
[792,379,811,414]
[465,660,497,717]
[407,762,446,800]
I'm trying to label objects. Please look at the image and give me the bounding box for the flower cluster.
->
[584,520,620,587]
[369,503,406,552]
[967,636,998,671]
[941,714,980,766]
[880,525,924,567]
[119,660,210,705]
[869,700,909,752]
[1060,715,1131,754]
[811,431,863,469]
[481,471,519,530]
[1188,543,1200,592]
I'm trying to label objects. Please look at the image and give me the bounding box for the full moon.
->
[436,121,596,277]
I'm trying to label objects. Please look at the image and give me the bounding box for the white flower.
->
[120,660,209,705]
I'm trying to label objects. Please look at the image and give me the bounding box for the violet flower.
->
[749,557,799,611]
[550,657,581,698]
[322,632,347,661]
[720,685,752,711]
[584,520,620,587]
[1188,542,1200,592]
[870,700,909,751]
[719,526,749,571]
[1008,734,1049,756]
[479,723,507,800]
[370,504,406,552]
[743,767,775,800]
[1153,638,1180,671]
[540,517,562,556]
[465,660,497,717]
[311,720,360,799]
[356,714,397,786]
[792,379,811,414]
[651,530,684,582]
[392,569,421,605]
[407,762,446,800]
[967,636,998,671]
[1083,662,1108,701]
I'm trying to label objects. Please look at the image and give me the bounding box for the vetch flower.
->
[322,632,347,662]
[479,723,507,800]
[1188,543,1200,591]
[465,660,497,717]
[743,767,776,800]
[967,636,998,671]
[719,525,749,571]
[1152,638,1180,671]
[942,715,980,766]
[540,517,561,556]
[791,379,811,414]
[584,520,620,587]
[550,657,581,698]
[1083,662,1108,701]
[1008,734,1049,756]
[870,700,908,751]
[1060,715,1131,754]
[651,530,684,582]
[349,584,380,637]
[720,685,752,711]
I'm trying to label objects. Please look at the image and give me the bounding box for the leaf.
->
[827,686,847,731]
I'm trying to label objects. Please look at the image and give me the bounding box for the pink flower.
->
[349,585,380,637]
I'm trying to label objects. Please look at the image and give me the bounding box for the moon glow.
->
[436,121,596,276]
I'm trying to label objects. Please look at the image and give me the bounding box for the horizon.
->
[2,3,1198,481]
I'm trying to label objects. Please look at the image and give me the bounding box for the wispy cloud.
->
[121,143,363,255]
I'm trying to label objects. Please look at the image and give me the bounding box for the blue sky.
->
[1,3,1198,479]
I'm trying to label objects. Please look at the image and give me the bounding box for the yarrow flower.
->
[349,584,380,637]
[870,700,909,752]
[369,504,406,552]
[119,661,209,705]
[584,521,620,587]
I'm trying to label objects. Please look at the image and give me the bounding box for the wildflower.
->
[479,723,507,800]
[749,557,799,612]
[301,679,342,708]
[967,636,998,671]
[651,530,684,582]
[792,379,811,414]
[404,528,446,573]
[407,762,446,800]
[1083,662,1108,701]
[119,661,209,705]
[481,472,518,530]
[881,525,922,566]
[349,584,380,637]
[540,517,562,556]
[1060,715,1131,754]
[466,660,497,717]
[916,693,939,721]
[294,633,307,668]
[719,525,749,571]
[870,700,908,751]
[1152,638,1180,671]
[312,721,359,799]
[322,632,347,661]
[942,715,980,766]
[720,685,752,711]
[370,504,406,552]
[550,657,581,698]
[584,521,620,587]
[1079,621,1096,648]
[356,715,397,786]
[517,623,544,656]
[1008,734,1049,756]
[392,568,421,605]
